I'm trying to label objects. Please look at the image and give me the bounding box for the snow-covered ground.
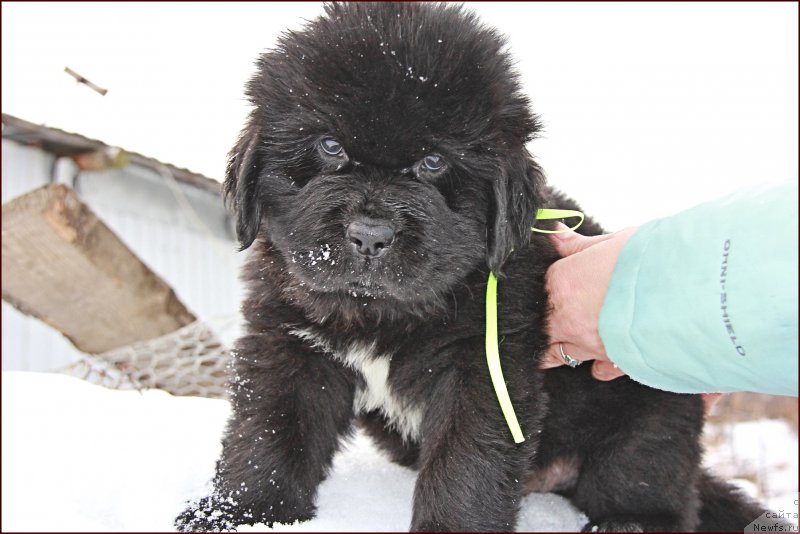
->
[704,419,799,518]
[2,372,796,532]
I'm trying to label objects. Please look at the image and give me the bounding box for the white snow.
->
[1,372,229,531]
[703,419,799,514]
[2,371,796,532]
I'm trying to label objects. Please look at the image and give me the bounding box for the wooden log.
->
[2,184,196,354]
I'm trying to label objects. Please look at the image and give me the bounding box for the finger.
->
[591,360,625,381]
[702,393,723,414]
[539,342,592,369]
[548,226,617,258]
[539,343,567,369]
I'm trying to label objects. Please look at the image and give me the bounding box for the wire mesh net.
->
[62,319,231,399]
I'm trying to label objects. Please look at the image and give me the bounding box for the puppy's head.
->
[226,2,544,307]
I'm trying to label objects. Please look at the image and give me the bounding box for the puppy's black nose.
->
[346,219,395,257]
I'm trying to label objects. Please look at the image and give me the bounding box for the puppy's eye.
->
[320,137,344,156]
[422,154,445,171]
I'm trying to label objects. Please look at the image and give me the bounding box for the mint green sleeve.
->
[598,183,798,396]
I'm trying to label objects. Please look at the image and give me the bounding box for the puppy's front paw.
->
[175,495,241,532]
[175,492,316,532]
[411,519,452,532]
[582,520,643,532]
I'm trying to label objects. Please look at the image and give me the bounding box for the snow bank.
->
[2,371,228,531]
[3,372,795,531]
[1,372,585,532]
[704,419,799,514]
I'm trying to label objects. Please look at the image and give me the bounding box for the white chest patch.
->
[289,328,424,441]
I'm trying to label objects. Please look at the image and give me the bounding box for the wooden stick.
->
[2,184,196,354]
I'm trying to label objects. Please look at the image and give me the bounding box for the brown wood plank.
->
[2,184,196,354]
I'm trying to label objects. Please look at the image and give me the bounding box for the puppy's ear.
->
[223,118,263,250]
[487,152,545,276]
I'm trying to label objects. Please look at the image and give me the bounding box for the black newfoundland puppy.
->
[178,3,767,531]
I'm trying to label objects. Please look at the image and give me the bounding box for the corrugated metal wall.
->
[2,139,246,371]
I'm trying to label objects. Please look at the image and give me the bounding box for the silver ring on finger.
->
[559,343,582,368]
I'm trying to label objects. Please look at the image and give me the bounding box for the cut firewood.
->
[2,183,196,354]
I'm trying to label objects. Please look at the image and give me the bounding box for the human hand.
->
[540,224,723,413]
[540,225,637,380]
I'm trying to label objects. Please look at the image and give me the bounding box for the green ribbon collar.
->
[486,208,584,443]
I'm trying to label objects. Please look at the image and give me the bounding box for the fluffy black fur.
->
[177,3,769,531]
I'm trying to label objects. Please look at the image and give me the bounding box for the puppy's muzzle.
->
[346,218,395,258]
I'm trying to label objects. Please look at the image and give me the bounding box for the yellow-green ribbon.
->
[531,208,585,233]
[486,208,584,443]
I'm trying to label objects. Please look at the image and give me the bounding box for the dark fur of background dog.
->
[177,3,770,531]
